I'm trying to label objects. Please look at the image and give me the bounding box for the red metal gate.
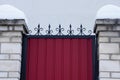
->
[21,35,97,80]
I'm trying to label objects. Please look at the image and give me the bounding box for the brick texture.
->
[0,19,28,80]
[95,19,120,80]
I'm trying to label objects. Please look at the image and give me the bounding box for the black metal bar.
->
[77,24,84,35]
[20,34,28,80]
[96,35,99,80]
[25,35,95,39]
[56,24,64,35]
[92,36,97,80]
[67,24,74,35]
[34,24,43,35]
[46,24,53,35]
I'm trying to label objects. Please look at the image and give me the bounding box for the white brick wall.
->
[99,37,109,42]
[1,43,21,53]
[100,60,120,71]
[0,72,8,77]
[99,32,119,37]
[10,54,21,60]
[11,37,22,42]
[99,54,109,59]
[0,54,9,59]
[111,55,120,60]
[111,38,120,42]
[0,37,10,42]
[98,31,120,80]
[0,61,20,72]
[100,78,120,80]
[111,73,120,78]
[99,72,110,77]
[0,78,19,80]
[0,19,28,80]
[95,19,120,80]
[14,26,23,31]
[0,26,8,31]
[8,72,20,78]
[0,32,22,80]
[1,32,22,37]
[99,43,119,54]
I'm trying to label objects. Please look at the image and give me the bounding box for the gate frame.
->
[20,35,98,80]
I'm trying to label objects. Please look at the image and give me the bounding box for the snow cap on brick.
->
[0,4,27,20]
[96,4,120,19]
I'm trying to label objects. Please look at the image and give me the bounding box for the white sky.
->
[0,0,120,33]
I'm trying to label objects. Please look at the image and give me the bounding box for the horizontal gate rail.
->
[25,35,95,39]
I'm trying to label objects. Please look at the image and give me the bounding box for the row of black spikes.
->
[29,24,92,35]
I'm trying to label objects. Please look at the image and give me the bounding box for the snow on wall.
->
[96,4,120,19]
[0,4,27,20]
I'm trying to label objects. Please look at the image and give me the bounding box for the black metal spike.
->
[67,24,74,35]
[34,24,43,35]
[80,25,83,35]
[56,24,64,35]
[46,24,53,35]
[77,24,93,35]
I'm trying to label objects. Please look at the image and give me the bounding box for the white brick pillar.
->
[94,19,120,80]
[0,19,28,80]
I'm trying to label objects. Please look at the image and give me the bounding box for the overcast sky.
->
[0,0,120,33]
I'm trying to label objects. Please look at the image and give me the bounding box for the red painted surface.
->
[26,38,93,80]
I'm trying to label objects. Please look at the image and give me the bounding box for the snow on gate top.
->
[0,4,27,20]
[96,4,120,19]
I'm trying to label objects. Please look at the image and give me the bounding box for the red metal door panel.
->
[26,38,93,80]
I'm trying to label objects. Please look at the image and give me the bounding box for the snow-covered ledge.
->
[94,5,120,80]
[0,5,28,80]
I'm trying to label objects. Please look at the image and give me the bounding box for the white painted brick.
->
[100,78,120,80]
[0,54,9,59]
[0,37,10,42]
[1,32,22,37]
[9,26,14,30]
[97,26,107,30]
[9,72,20,78]
[96,26,107,33]
[0,26,8,31]
[99,43,119,54]
[103,19,116,24]
[96,19,115,24]
[0,61,20,71]
[0,78,18,80]
[100,72,110,77]
[112,73,120,78]
[1,43,21,53]
[100,60,120,71]
[14,26,23,31]
[0,72,8,77]
[100,54,109,59]
[99,37,109,42]
[111,55,120,60]
[111,38,120,42]
[10,54,21,60]
[99,32,119,37]
[116,26,120,30]
[11,37,22,42]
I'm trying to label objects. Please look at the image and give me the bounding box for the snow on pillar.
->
[94,5,120,80]
[0,5,28,80]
